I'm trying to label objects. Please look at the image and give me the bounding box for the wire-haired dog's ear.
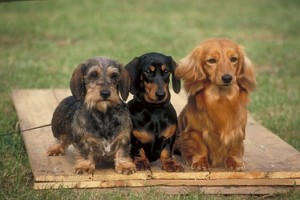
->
[119,68,131,101]
[237,53,257,93]
[124,57,141,95]
[175,48,206,95]
[70,63,86,101]
[167,56,181,94]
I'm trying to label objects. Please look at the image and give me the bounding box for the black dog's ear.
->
[168,56,181,94]
[119,67,131,101]
[124,57,141,95]
[70,63,86,101]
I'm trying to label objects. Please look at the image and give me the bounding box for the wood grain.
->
[12,89,300,194]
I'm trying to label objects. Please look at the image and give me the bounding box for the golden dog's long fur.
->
[174,39,256,171]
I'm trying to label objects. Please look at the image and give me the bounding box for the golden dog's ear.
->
[119,67,131,101]
[70,63,86,101]
[167,56,181,94]
[237,53,257,93]
[175,47,206,95]
[124,57,141,95]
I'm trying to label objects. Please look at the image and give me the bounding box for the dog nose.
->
[156,91,166,100]
[222,74,233,84]
[100,90,111,99]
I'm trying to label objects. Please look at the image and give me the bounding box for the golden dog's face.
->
[200,40,242,87]
[175,38,256,95]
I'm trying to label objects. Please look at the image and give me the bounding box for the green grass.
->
[0,0,300,199]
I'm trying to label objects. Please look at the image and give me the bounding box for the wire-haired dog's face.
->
[70,57,130,112]
[84,64,122,112]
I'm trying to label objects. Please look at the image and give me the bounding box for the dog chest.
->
[130,103,177,137]
[72,103,130,140]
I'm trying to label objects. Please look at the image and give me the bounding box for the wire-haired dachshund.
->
[125,52,184,172]
[47,57,136,175]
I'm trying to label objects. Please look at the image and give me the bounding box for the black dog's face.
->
[141,61,171,103]
[125,52,181,104]
[70,57,130,112]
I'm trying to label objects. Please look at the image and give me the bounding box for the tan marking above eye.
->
[161,65,167,71]
[149,65,155,72]
[87,66,102,77]
[107,66,120,75]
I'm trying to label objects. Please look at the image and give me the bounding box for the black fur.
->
[128,102,178,162]
[125,52,183,172]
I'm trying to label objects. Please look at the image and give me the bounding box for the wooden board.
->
[12,89,300,194]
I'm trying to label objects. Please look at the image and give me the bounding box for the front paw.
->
[115,160,136,175]
[47,144,65,156]
[225,156,244,171]
[191,156,210,171]
[161,158,184,172]
[74,159,95,174]
[134,156,151,171]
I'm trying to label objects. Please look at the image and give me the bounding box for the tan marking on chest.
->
[161,124,176,139]
[133,130,154,144]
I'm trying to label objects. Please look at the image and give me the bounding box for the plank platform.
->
[12,89,300,194]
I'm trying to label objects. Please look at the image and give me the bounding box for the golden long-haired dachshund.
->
[174,38,256,171]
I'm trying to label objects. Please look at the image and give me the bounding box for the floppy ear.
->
[124,57,141,95]
[175,47,206,95]
[237,53,257,93]
[70,63,86,101]
[119,67,131,101]
[167,56,181,94]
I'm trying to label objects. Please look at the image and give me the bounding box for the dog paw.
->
[115,161,136,175]
[47,144,65,156]
[74,159,95,174]
[162,158,184,172]
[225,156,244,171]
[134,156,151,171]
[191,157,210,171]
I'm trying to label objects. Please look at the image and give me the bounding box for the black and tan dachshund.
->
[125,52,184,172]
[47,57,136,175]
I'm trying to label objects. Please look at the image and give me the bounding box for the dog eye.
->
[163,69,170,76]
[144,70,153,76]
[230,57,238,63]
[111,72,120,80]
[207,58,217,64]
[89,71,98,78]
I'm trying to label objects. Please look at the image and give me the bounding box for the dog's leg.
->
[133,148,151,171]
[115,147,136,175]
[225,156,244,171]
[74,153,96,174]
[47,135,71,156]
[160,148,184,172]
[179,131,210,171]
[225,141,244,171]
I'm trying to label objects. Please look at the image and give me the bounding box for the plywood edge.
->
[33,178,300,191]
[34,170,300,183]
[209,171,300,180]
[34,171,152,182]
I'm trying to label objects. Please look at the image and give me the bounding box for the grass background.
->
[0,0,299,199]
